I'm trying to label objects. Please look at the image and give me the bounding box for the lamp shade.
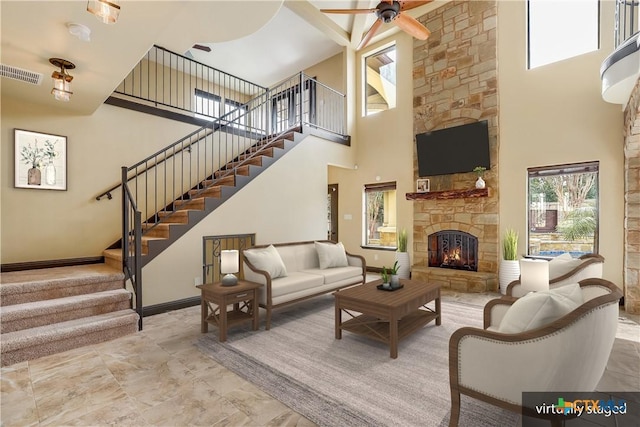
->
[520,258,549,292]
[220,250,239,274]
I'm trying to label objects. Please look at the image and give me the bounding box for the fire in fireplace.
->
[428,230,478,272]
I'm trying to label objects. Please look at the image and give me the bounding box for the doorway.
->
[327,184,338,242]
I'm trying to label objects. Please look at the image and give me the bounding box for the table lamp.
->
[220,250,239,286]
[520,258,549,293]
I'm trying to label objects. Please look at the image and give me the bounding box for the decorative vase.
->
[499,259,520,295]
[390,275,400,288]
[395,252,411,279]
[475,176,486,189]
[27,166,41,185]
[45,161,56,185]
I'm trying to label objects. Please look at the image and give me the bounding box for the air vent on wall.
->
[0,64,43,85]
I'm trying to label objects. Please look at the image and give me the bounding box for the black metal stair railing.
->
[121,167,143,330]
[101,45,347,325]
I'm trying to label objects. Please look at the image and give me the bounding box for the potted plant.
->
[381,268,390,287]
[395,228,411,279]
[499,228,520,294]
[473,166,486,189]
[382,261,401,288]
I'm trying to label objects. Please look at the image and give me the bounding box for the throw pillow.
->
[315,241,349,269]
[498,283,584,334]
[548,253,582,279]
[243,245,287,279]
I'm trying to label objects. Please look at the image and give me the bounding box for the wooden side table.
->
[196,280,262,342]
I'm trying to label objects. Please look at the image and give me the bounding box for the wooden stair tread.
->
[104,126,305,269]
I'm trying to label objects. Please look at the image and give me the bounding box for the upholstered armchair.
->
[506,253,604,297]
[448,278,622,427]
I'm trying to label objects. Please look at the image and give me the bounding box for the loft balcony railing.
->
[112,45,346,137]
[615,0,640,48]
[99,46,347,326]
[114,45,268,120]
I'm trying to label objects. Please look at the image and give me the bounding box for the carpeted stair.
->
[0,264,139,366]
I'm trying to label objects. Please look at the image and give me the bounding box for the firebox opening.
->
[428,230,478,272]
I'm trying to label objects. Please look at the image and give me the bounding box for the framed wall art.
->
[417,178,430,193]
[14,129,67,191]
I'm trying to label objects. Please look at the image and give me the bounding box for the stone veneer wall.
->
[412,1,499,291]
[623,78,640,314]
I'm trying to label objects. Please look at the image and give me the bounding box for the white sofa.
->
[449,278,622,426]
[506,253,604,297]
[242,240,366,329]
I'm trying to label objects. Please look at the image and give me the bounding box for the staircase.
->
[101,128,304,270]
[0,264,139,366]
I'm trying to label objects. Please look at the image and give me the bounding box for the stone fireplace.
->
[411,1,499,292]
[428,230,478,272]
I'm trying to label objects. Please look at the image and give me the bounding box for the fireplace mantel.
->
[405,188,489,201]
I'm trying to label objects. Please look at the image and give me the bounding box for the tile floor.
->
[1,290,638,427]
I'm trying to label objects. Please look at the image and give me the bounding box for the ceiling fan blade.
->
[320,8,375,14]
[357,19,384,50]
[394,13,431,40]
[192,44,211,53]
[399,1,433,12]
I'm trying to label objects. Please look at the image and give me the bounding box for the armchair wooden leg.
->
[449,391,461,427]
[265,306,271,330]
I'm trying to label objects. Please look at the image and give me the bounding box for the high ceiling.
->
[1,1,441,115]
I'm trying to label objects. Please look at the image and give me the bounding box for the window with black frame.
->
[194,89,221,120]
[527,161,599,258]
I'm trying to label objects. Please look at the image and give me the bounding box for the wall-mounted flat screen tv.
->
[416,120,490,177]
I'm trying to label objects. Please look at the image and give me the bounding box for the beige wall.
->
[304,52,345,94]
[329,33,416,270]
[1,99,198,263]
[498,1,624,285]
[143,135,354,306]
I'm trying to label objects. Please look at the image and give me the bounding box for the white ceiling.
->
[1,1,441,114]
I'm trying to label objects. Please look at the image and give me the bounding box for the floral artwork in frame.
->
[14,129,67,190]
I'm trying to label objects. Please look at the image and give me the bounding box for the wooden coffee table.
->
[334,278,441,358]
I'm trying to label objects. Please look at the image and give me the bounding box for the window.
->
[194,89,220,120]
[224,99,247,130]
[363,182,397,249]
[364,44,396,116]
[527,0,599,69]
[527,161,599,257]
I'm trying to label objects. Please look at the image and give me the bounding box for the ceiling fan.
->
[320,1,432,50]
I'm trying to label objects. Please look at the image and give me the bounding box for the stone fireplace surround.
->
[411,1,499,292]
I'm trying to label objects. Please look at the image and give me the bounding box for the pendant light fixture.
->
[87,0,120,24]
[49,58,75,102]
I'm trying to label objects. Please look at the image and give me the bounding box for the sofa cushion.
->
[269,272,325,297]
[498,283,584,334]
[548,253,582,279]
[243,245,288,279]
[302,266,362,284]
[315,241,348,269]
[276,244,319,272]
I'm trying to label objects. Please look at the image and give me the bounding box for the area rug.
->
[196,295,520,427]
